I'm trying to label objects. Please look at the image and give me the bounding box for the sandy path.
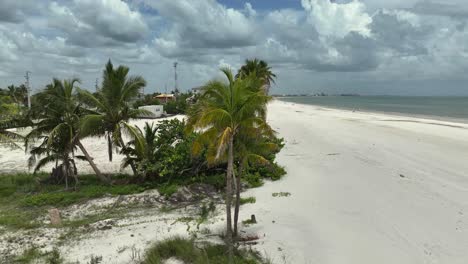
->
[239,100,468,264]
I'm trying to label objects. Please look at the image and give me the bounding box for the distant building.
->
[138,105,164,118]
[191,86,204,94]
[155,93,175,104]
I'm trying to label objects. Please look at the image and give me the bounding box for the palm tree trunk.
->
[233,161,243,237]
[77,140,110,184]
[118,137,138,175]
[63,159,69,190]
[225,136,234,263]
[107,134,113,162]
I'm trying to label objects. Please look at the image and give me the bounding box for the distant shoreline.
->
[276,96,468,125]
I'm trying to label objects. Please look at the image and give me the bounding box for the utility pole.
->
[95,78,98,93]
[173,62,179,95]
[25,71,31,109]
[164,83,168,104]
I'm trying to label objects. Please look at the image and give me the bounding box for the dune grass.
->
[240,196,256,205]
[7,247,63,264]
[144,237,269,264]
[0,173,147,231]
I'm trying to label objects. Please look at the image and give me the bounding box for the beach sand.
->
[239,100,468,263]
[1,100,468,263]
[0,115,185,175]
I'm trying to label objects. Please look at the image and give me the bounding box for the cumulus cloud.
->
[48,0,148,47]
[148,0,256,58]
[302,0,373,38]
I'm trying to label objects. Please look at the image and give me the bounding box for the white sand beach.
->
[1,100,468,263]
[240,100,468,263]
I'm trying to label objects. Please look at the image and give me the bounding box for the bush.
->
[240,196,256,205]
[164,93,191,115]
[243,172,264,188]
[158,184,178,197]
[253,163,286,181]
[144,237,267,264]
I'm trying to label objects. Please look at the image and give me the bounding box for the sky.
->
[1,0,468,96]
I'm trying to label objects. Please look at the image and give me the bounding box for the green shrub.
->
[249,163,286,182]
[197,174,225,190]
[158,184,178,197]
[144,237,266,264]
[243,172,264,188]
[240,197,256,205]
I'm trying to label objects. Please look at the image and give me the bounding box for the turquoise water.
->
[278,96,468,122]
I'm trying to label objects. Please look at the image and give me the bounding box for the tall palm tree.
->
[78,60,148,175]
[186,68,270,261]
[26,78,109,185]
[232,123,278,237]
[236,58,276,94]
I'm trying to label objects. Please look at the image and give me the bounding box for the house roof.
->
[155,93,175,98]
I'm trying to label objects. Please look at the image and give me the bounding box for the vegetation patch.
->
[272,192,291,198]
[144,237,268,264]
[242,218,257,226]
[158,184,179,197]
[240,196,256,205]
[7,247,63,264]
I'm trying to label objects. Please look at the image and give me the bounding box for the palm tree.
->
[120,122,159,179]
[0,119,25,149]
[78,60,148,175]
[232,122,278,237]
[26,78,109,186]
[236,58,276,94]
[186,68,270,261]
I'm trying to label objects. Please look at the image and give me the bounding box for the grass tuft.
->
[144,237,267,264]
[240,196,256,205]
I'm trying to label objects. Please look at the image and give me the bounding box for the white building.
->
[138,105,164,118]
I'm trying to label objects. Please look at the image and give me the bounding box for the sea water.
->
[279,96,468,122]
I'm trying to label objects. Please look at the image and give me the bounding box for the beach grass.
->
[240,196,256,205]
[0,173,147,231]
[144,236,268,264]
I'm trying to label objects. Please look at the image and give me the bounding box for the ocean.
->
[278,96,468,122]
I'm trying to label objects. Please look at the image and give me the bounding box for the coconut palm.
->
[78,60,148,175]
[236,58,276,94]
[232,123,278,237]
[186,68,270,261]
[0,119,25,149]
[120,122,159,179]
[26,78,109,186]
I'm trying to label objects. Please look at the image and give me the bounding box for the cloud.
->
[148,0,256,58]
[301,0,373,38]
[0,0,33,23]
[48,0,148,47]
[410,0,468,18]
